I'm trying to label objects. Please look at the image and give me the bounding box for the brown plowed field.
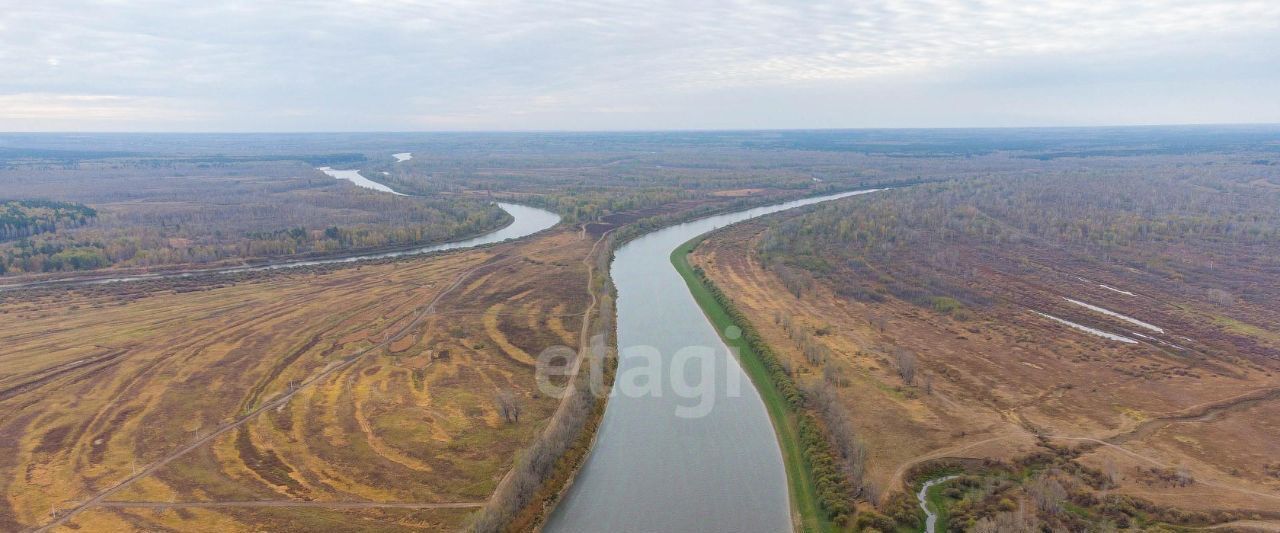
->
[0,229,589,532]
[693,220,1280,517]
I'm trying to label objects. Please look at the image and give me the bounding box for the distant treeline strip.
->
[0,193,508,277]
[0,199,96,241]
[0,147,365,167]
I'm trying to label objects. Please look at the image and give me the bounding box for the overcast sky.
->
[2,0,1278,131]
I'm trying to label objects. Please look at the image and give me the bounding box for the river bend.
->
[546,189,877,533]
[0,170,559,292]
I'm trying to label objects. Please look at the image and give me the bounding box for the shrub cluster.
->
[910,447,1269,532]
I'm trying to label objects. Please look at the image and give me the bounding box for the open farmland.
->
[690,159,1280,530]
[0,228,590,532]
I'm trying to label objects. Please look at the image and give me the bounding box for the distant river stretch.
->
[546,189,878,533]
[318,167,405,195]
[0,170,559,291]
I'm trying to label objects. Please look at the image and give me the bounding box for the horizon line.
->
[3,121,1280,136]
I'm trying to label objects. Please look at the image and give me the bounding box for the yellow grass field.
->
[691,221,1280,519]
[0,229,590,532]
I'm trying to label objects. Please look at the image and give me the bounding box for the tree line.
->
[0,199,96,242]
[758,165,1280,315]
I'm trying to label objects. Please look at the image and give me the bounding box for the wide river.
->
[546,189,877,533]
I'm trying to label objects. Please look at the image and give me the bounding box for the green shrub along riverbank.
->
[673,236,858,532]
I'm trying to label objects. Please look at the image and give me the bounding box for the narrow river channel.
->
[919,476,957,533]
[546,189,877,533]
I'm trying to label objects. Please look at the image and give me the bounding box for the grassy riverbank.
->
[672,236,836,533]
[925,480,952,532]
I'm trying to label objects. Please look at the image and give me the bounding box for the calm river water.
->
[546,189,877,533]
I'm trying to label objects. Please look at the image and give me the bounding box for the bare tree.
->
[803,380,868,495]
[1027,474,1066,515]
[1176,467,1194,487]
[802,339,829,366]
[867,312,888,333]
[1207,287,1234,307]
[971,503,1040,533]
[894,347,916,385]
[474,371,596,532]
[495,390,521,424]
[1103,457,1121,490]
[771,263,812,298]
[823,361,850,387]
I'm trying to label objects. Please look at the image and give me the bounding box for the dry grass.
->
[709,188,767,197]
[692,221,1280,516]
[0,229,589,531]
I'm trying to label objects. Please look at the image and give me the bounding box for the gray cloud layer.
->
[2,0,1278,130]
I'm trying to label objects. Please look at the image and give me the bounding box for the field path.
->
[1206,520,1280,531]
[1108,386,1280,444]
[31,250,522,533]
[1045,435,1280,503]
[881,434,1018,504]
[883,430,1280,506]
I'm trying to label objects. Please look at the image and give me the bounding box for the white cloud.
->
[0,93,208,123]
[1,0,1278,130]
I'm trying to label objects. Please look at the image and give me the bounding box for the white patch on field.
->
[1034,311,1138,344]
[1099,284,1136,296]
[1064,297,1163,333]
